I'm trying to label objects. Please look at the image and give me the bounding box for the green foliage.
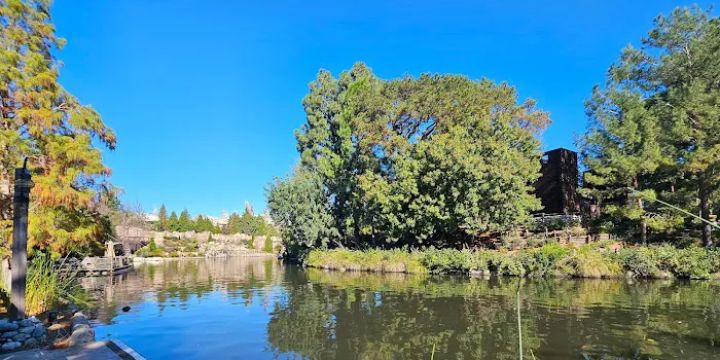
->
[306,249,426,274]
[305,244,720,280]
[264,236,273,253]
[25,254,90,315]
[267,168,339,258]
[193,215,216,233]
[520,243,570,277]
[136,239,164,257]
[168,211,179,231]
[248,235,255,250]
[580,6,720,246]
[272,62,549,255]
[420,248,474,274]
[0,0,117,257]
[157,204,168,231]
[224,210,271,235]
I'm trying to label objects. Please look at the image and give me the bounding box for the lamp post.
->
[10,159,33,320]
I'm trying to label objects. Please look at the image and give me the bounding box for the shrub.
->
[26,255,89,315]
[672,247,717,279]
[520,243,570,277]
[304,245,720,280]
[421,249,472,273]
[306,249,426,274]
[488,251,524,276]
[135,239,164,257]
[264,236,274,253]
[559,247,621,278]
[616,247,661,278]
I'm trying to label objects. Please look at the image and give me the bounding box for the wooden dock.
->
[79,256,132,276]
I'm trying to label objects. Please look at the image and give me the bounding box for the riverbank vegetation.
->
[306,242,720,280]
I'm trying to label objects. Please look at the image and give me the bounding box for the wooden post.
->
[9,160,33,320]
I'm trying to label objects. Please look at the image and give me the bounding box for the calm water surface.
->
[82,257,720,359]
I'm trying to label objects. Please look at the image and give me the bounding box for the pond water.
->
[82,257,720,359]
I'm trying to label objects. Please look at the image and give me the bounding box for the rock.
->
[122,306,131,312]
[19,325,35,334]
[469,269,485,277]
[28,317,41,324]
[12,333,29,342]
[0,322,18,332]
[32,324,46,338]
[68,324,95,348]
[2,341,21,351]
[23,337,38,348]
[71,312,89,327]
[1,331,18,339]
[17,319,32,328]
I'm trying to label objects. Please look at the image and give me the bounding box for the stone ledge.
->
[0,317,48,353]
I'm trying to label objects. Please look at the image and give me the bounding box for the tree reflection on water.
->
[83,258,720,359]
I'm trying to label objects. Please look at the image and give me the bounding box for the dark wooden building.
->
[534,148,580,214]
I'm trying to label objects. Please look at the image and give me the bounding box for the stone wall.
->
[114,226,283,255]
[0,317,47,352]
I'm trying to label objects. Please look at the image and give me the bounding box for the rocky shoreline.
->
[0,317,48,352]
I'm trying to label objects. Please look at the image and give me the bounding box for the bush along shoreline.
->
[304,242,720,280]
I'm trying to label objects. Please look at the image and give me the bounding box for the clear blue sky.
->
[52,0,713,216]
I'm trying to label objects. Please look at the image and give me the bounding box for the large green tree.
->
[0,0,116,256]
[580,77,677,244]
[272,62,549,253]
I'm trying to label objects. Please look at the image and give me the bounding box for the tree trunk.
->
[699,185,713,247]
[633,178,648,245]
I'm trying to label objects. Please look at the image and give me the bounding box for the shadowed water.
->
[83,257,720,359]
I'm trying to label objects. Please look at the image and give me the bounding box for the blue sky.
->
[53,0,714,216]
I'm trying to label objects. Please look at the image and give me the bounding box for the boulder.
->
[71,312,89,327]
[1,331,18,339]
[32,324,46,338]
[23,337,38,348]
[0,322,18,332]
[1,341,21,351]
[12,333,29,342]
[68,324,95,348]
[17,319,32,328]
[19,325,35,334]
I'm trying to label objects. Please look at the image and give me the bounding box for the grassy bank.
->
[305,242,720,280]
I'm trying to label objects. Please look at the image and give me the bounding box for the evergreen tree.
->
[277,62,550,251]
[263,235,273,253]
[178,209,192,232]
[582,6,720,246]
[580,77,676,244]
[168,211,179,232]
[157,204,168,231]
[0,0,117,256]
[225,212,242,234]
